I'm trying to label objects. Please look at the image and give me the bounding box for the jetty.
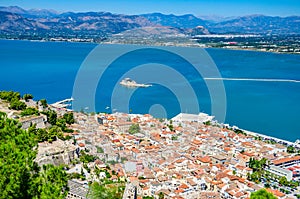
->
[51,98,74,109]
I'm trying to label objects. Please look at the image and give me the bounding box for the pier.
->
[51,98,74,109]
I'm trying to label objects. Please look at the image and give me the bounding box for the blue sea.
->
[0,39,300,142]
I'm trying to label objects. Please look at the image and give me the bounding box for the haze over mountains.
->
[0,6,299,38]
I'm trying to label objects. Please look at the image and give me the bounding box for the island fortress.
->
[120,78,152,88]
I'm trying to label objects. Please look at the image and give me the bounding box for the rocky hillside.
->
[0,6,299,37]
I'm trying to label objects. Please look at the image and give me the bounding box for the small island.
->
[120,78,152,88]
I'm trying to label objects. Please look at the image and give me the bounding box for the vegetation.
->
[89,166,125,199]
[0,90,21,102]
[23,94,33,102]
[203,121,211,125]
[63,112,75,125]
[21,107,39,117]
[43,110,57,125]
[167,120,174,131]
[171,135,178,140]
[128,123,140,134]
[80,150,96,163]
[234,128,247,135]
[88,181,125,199]
[96,146,104,153]
[39,99,48,108]
[9,99,27,110]
[0,111,68,198]
[158,192,165,199]
[68,172,85,181]
[248,157,268,183]
[0,91,27,110]
[250,189,277,199]
[41,111,74,133]
[287,145,296,153]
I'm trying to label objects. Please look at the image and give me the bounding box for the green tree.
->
[32,164,68,199]
[0,90,21,102]
[43,110,57,125]
[158,192,164,199]
[279,176,288,186]
[250,189,277,199]
[39,99,48,108]
[23,94,33,102]
[96,146,104,153]
[287,146,295,153]
[88,182,125,199]
[80,150,96,163]
[21,107,39,117]
[9,99,27,110]
[0,111,68,198]
[128,123,140,134]
[63,112,75,125]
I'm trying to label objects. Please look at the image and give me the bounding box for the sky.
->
[0,0,299,16]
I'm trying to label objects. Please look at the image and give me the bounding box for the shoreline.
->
[241,128,300,148]
[1,38,300,55]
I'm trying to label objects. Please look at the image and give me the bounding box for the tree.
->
[0,111,68,198]
[43,110,57,125]
[39,99,48,108]
[287,146,295,153]
[79,150,96,163]
[23,94,33,102]
[0,90,20,102]
[88,182,125,199]
[279,176,288,186]
[250,189,277,199]
[63,112,75,125]
[9,99,27,110]
[21,107,39,117]
[158,192,165,199]
[32,164,69,199]
[128,123,140,134]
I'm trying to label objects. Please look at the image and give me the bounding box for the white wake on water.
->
[204,77,300,83]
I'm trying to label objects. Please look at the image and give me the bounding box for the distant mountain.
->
[0,6,27,15]
[51,12,153,33]
[0,6,58,18]
[208,15,300,34]
[0,11,49,32]
[114,26,186,38]
[0,6,299,38]
[0,9,154,35]
[27,8,59,17]
[141,13,206,28]
[198,15,237,23]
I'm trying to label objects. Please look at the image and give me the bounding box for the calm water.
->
[0,39,300,141]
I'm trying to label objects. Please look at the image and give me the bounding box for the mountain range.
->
[0,6,299,38]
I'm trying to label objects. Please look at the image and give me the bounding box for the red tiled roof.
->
[273,156,300,165]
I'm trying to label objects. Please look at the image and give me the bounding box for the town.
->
[1,91,300,199]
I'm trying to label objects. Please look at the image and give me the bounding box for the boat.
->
[120,78,152,88]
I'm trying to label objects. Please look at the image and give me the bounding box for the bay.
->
[0,39,299,142]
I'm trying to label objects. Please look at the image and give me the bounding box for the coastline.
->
[1,39,299,147]
[241,128,300,148]
[1,38,300,55]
